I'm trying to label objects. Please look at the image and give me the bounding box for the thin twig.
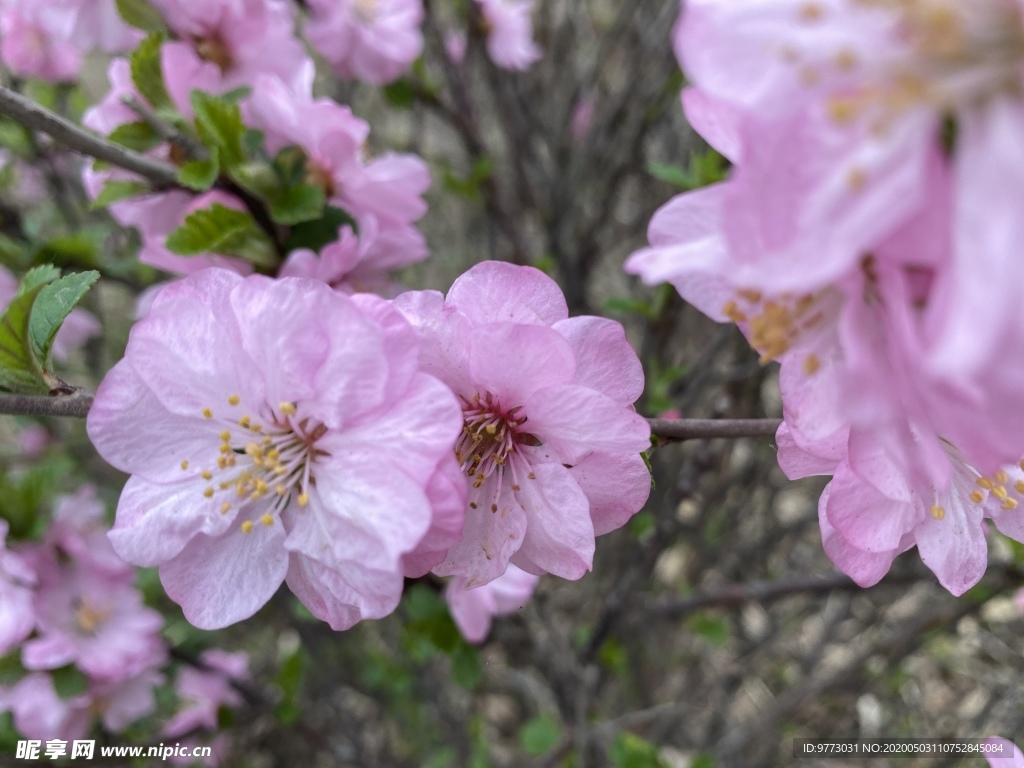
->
[0,85,179,186]
[647,417,782,443]
[121,94,208,159]
[0,389,94,418]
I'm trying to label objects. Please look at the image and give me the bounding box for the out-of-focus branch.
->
[647,417,782,443]
[0,85,179,186]
[0,389,93,419]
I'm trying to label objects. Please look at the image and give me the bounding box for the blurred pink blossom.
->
[476,0,541,71]
[305,0,423,85]
[446,564,538,643]
[985,738,1024,767]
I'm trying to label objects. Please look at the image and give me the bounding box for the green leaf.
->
[269,184,325,226]
[115,0,167,33]
[687,614,730,647]
[0,267,59,393]
[29,270,100,368]
[130,33,170,110]
[177,147,220,191]
[165,203,277,267]
[283,206,357,253]
[450,643,481,690]
[190,91,246,169]
[382,80,416,108]
[647,162,692,188]
[52,665,89,700]
[275,647,306,726]
[220,86,252,104]
[0,653,26,686]
[610,733,668,768]
[107,120,161,153]
[519,715,561,756]
[91,180,152,209]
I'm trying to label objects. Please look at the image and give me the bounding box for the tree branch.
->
[0,389,94,419]
[0,85,179,186]
[647,417,782,443]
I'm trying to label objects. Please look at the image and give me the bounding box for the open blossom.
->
[395,261,651,587]
[151,0,307,92]
[445,564,538,643]
[476,0,541,71]
[305,0,423,85]
[164,650,248,765]
[87,269,465,630]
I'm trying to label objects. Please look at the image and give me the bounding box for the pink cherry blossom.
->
[150,0,308,92]
[87,269,465,630]
[395,261,651,587]
[164,650,248,738]
[0,1,81,82]
[248,73,430,267]
[21,550,165,682]
[305,0,424,85]
[445,564,538,643]
[476,0,541,71]
[0,265,99,362]
[0,521,35,657]
[1,673,91,741]
[985,738,1024,767]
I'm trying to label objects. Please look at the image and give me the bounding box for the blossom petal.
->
[448,261,568,325]
[553,317,644,405]
[570,451,651,536]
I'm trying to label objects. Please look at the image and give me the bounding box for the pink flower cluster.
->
[0,487,167,740]
[0,0,137,81]
[627,0,1024,594]
[87,262,651,632]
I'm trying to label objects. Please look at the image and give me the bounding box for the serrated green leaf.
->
[29,271,100,368]
[115,0,166,33]
[283,206,357,253]
[191,91,246,169]
[107,120,161,152]
[519,716,561,756]
[130,33,170,110]
[269,184,325,225]
[0,268,58,393]
[165,203,276,267]
[91,180,152,209]
[177,146,220,191]
[52,665,89,700]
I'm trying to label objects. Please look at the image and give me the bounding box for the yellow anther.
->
[255,479,268,494]
[1019,459,1024,473]
[220,502,231,515]
[262,436,272,446]
[274,465,287,475]
[245,442,262,456]
[1015,481,1024,494]
[996,470,1009,484]
[297,492,309,507]
[228,394,240,406]
[241,520,254,534]
[180,460,189,471]
[219,430,231,442]
[833,48,858,71]
[261,514,274,527]
[803,354,821,375]
[267,449,280,461]
[203,487,215,498]
[827,98,858,124]
[528,472,537,480]
[737,289,762,303]
[930,504,945,520]
[239,415,251,428]
[279,402,297,416]
[219,444,232,455]
[485,424,497,435]
[993,485,1009,501]
[227,455,236,467]
[276,484,287,496]
[970,490,985,503]
[977,477,995,490]
[217,456,228,469]
[799,1,823,22]
[201,470,213,480]
[250,424,263,433]
[202,407,213,419]
[1004,498,1019,511]
[236,483,247,498]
